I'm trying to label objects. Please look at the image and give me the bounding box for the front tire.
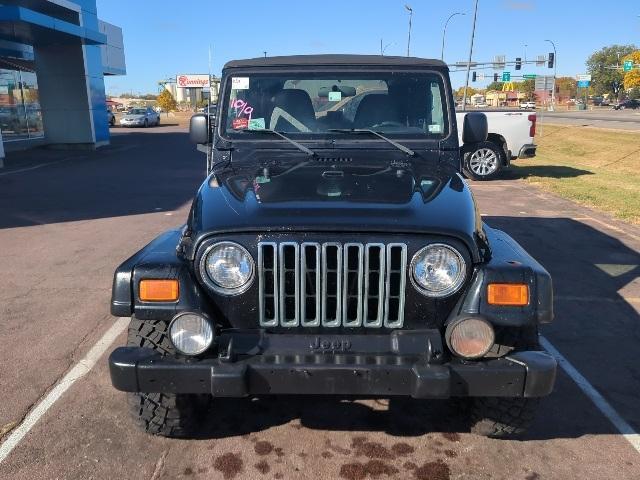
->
[463,141,504,181]
[125,318,209,437]
[469,397,540,438]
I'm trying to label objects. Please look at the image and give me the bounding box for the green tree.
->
[485,81,503,91]
[455,86,479,98]
[156,89,177,114]
[520,79,535,100]
[586,44,638,98]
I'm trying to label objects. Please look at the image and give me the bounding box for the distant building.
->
[0,0,125,155]
[485,90,526,107]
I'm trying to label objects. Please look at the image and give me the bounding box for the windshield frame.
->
[216,67,454,146]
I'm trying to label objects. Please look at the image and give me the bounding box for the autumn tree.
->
[622,50,640,90]
[555,77,577,98]
[157,89,177,115]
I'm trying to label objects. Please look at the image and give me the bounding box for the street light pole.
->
[462,0,479,111]
[441,12,465,61]
[405,5,413,57]
[380,39,393,56]
[545,39,557,110]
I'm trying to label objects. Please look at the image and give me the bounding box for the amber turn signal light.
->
[139,279,179,302]
[487,283,529,306]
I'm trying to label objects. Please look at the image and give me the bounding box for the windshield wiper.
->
[242,129,315,156]
[328,129,415,156]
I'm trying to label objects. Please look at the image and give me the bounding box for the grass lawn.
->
[507,124,640,224]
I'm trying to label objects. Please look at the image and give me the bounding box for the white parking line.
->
[540,336,640,454]
[0,317,128,464]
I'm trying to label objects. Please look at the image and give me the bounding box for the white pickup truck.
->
[456,110,537,180]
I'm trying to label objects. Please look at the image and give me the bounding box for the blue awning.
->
[0,5,106,46]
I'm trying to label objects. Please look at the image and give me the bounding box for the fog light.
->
[169,312,214,356]
[445,317,494,359]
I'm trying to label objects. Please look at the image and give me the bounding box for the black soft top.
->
[223,54,447,70]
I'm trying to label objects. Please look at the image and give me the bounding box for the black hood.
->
[185,153,483,261]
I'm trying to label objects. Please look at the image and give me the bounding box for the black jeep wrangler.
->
[109,55,556,438]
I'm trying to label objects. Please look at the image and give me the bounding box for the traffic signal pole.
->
[462,0,479,111]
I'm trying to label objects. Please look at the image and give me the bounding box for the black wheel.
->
[463,141,505,181]
[156,116,160,126]
[469,397,540,438]
[143,119,148,128]
[125,317,209,437]
[109,116,115,126]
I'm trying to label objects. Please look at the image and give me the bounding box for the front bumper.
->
[109,331,556,399]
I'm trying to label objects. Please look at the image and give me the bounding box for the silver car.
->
[119,107,160,127]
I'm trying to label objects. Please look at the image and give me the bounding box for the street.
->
[0,126,639,479]
[539,109,640,130]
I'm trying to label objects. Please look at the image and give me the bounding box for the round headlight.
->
[200,241,254,295]
[169,312,214,355]
[445,317,495,359]
[411,244,466,297]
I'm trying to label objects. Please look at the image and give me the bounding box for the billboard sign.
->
[176,74,210,88]
[576,74,592,82]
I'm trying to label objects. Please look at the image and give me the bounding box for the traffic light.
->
[494,73,499,82]
[515,57,522,70]
[548,52,554,68]
[472,71,477,82]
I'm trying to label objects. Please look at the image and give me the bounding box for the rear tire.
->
[463,141,505,181]
[469,397,540,438]
[143,119,148,128]
[125,318,209,437]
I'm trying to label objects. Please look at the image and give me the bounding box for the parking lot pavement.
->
[1,131,640,479]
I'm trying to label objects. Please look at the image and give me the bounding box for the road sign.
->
[493,55,506,70]
[624,60,633,72]
[577,80,590,88]
[535,75,555,92]
[523,74,537,79]
[536,55,546,67]
[576,74,592,81]
[502,71,511,81]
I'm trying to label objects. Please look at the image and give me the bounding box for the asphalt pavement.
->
[0,126,639,479]
[539,109,640,130]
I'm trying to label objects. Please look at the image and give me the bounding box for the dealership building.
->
[0,0,125,159]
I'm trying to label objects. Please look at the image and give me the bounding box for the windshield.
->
[222,72,448,139]
[130,109,147,115]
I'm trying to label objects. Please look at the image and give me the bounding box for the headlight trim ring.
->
[410,243,467,298]
[198,241,255,296]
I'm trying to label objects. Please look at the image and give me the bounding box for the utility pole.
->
[380,39,393,56]
[545,39,557,111]
[441,12,465,61]
[462,0,479,111]
[405,5,413,57]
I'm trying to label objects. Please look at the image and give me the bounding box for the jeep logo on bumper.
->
[310,337,352,352]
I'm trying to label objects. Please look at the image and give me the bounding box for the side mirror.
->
[189,113,210,144]
[462,112,488,144]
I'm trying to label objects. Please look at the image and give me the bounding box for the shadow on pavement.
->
[0,130,205,229]
[503,165,593,180]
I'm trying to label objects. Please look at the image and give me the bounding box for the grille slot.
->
[258,241,407,328]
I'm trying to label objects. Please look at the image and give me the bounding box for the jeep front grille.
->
[258,242,407,328]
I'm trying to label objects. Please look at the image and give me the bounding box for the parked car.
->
[119,107,160,127]
[108,110,116,126]
[456,109,536,180]
[108,54,556,440]
[519,101,536,110]
[613,99,640,110]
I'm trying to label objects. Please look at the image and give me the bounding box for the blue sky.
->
[98,0,640,96]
